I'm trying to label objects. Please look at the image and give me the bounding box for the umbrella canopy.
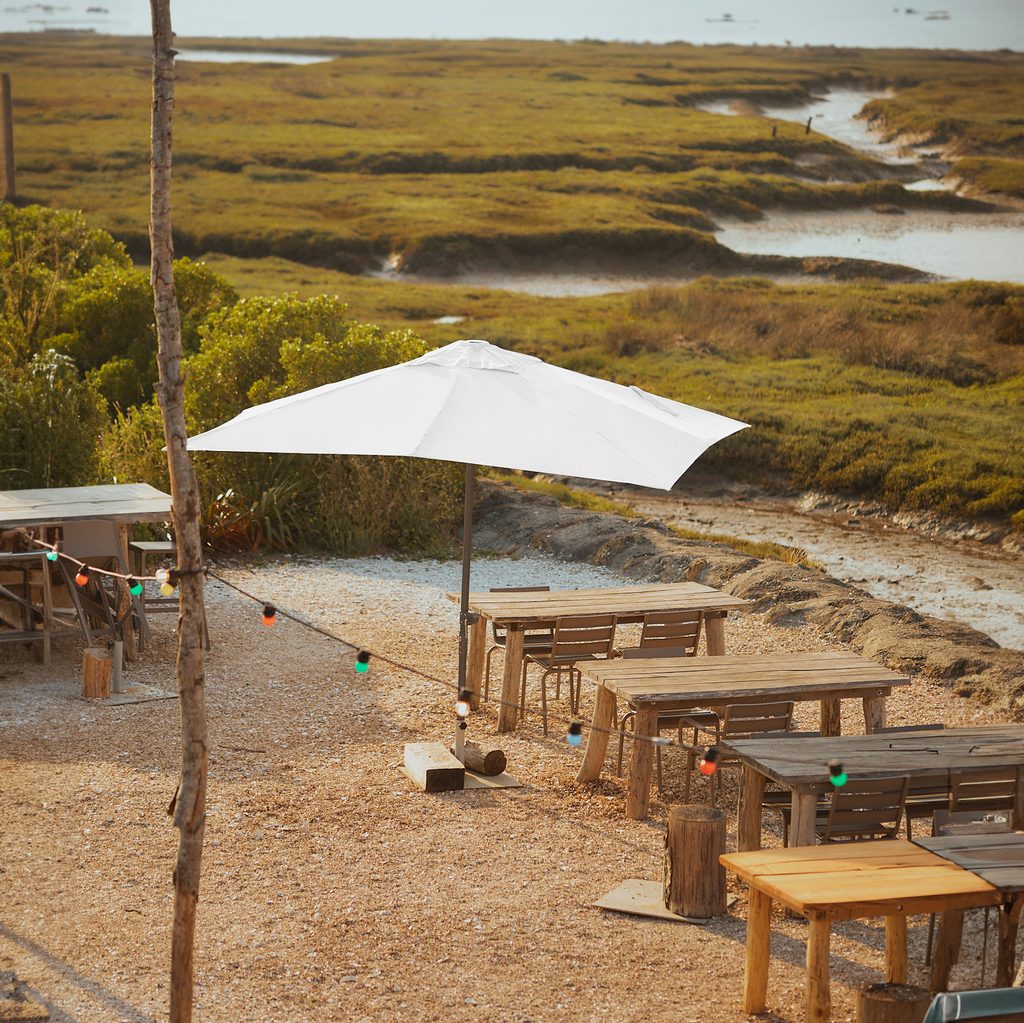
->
[187,339,748,703]
[187,339,747,491]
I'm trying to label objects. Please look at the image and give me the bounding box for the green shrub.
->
[0,349,107,488]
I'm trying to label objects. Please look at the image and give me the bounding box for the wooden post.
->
[930,908,964,992]
[856,983,932,1023]
[864,694,887,733]
[996,894,1023,988]
[704,612,726,655]
[791,789,819,847]
[743,886,771,1013]
[466,614,486,710]
[115,524,139,661]
[625,704,657,819]
[738,764,766,852]
[82,647,112,698]
[885,915,908,984]
[575,684,614,784]
[496,626,523,732]
[820,698,841,738]
[150,4,208,1022]
[0,73,14,201]
[663,805,726,919]
[806,910,832,1023]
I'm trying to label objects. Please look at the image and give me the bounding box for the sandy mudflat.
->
[0,553,1015,1023]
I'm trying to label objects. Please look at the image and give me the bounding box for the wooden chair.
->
[948,766,1021,817]
[482,586,553,703]
[616,609,704,657]
[615,643,717,791]
[817,776,910,843]
[872,723,947,838]
[524,614,616,735]
[681,701,796,806]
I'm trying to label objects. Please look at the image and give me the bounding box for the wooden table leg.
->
[625,705,658,820]
[743,886,771,1014]
[704,613,726,656]
[885,915,908,984]
[1012,765,1023,831]
[466,615,487,710]
[996,893,1023,988]
[806,910,832,1023]
[738,765,766,853]
[575,684,615,784]
[931,907,964,992]
[791,789,819,848]
[820,699,841,738]
[863,695,887,733]
[496,627,523,733]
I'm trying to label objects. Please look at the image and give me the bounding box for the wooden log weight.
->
[856,982,931,1023]
[663,804,726,919]
[82,647,112,699]
[450,741,507,776]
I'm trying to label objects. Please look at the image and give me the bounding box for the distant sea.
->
[1,0,1021,50]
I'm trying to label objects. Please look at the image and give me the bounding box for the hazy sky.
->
[3,0,1022,49]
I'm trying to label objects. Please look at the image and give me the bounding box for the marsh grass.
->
[197,263,1024,525]
[668,524,819,569]
[5,34,1021,267]
[484,471,638,517]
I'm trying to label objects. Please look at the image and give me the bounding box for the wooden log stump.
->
[82,647,112,699]
[451,741,506,776]
[856,982,931,1023]
[663,804,726,919]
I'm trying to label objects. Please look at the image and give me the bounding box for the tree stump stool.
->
[82,647,111,698]
[663,804,727,919]
[857,982,931,1023]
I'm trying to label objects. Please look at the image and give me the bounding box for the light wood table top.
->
[0,483,172,527]
[722,840,999,918]
[448,581,750,625]
[721,840,1012,1022]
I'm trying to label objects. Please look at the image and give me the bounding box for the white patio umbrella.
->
[187,339,748,698]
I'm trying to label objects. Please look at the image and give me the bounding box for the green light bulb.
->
[46,550,58,562]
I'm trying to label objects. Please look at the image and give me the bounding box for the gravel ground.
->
[0,552,1015,1023]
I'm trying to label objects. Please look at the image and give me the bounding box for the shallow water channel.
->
[598,483,1024,652]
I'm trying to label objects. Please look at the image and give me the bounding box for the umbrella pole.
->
[455,463,475,763]
[457,462,474,696]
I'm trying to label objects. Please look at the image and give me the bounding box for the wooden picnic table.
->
[574,651,910,820]
[0,483,173,528]
[0,484,173,659]
[447,582,750,733]
[723,724,1024,853]
[720,839,1018,1022]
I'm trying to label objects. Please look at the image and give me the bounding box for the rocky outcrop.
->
[473,479,1024,720]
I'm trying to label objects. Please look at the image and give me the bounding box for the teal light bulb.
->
[46,550,59,562]
[566,732,583,747]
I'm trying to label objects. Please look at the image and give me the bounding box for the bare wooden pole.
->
[149,4,208,1022]
[1,73,16,201]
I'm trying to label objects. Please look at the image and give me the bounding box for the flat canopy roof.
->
[0,483,173,528]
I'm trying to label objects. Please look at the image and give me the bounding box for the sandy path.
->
[0,553,1014,1022]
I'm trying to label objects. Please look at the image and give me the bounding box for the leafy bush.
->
[0,350,107,488]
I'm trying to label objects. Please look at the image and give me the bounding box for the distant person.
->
[805,116,812,134]
[772,124,777,137]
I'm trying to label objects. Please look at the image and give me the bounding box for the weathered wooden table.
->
[447,582,750,732]
[912,832,1024,993]
[720,840,1008,1023]
[0,484,173,658]
[723,724,1024,853]
[574,651,910,820]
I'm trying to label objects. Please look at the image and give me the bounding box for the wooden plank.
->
[806,910,832,1023]
[885,915,908,984]
[743,886,771,1014]
[403,742,465,792]
[723,840,933,871]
